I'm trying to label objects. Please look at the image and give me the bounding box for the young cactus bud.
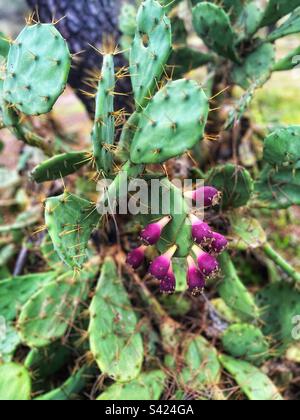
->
[140,216,172,245]
[192,245,219,278]
[126,245,147,269]
[160,266,176,295]
[190,214,213,246]
[210,232,228,254]
[149,245,177,280]
[187,256,205,296]
[185,186,221,207]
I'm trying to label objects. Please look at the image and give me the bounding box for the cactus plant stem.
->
[263,243,300,283]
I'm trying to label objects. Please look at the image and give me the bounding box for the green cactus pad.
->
[31,152,91,183]
[222,324,269,365]
[256,282,300,351]
[0,363,31,400]
[35,366,90,400]
[18,268,94,348]
[4,23,71,115]
[219,355,283,400]
[45,192,99,268]
[229,214,267,250]
[268,7,300,41]
[130,0,172,108]
[0,324,21,363]
[263,126,300,167]
[236,2,263,38]
[130,79,209,164]
[40,234,65,271]
[91,54,115,175]
[98,370,166,400]
[89,257,144,383]
[218,253,260,322]
[232,43,275,90]
[179,335,221,391]
[273,46,300,71]
[0,272,56,322]
[260,0,300,28]
[255,164,300,209]
[192,2,239,62]
[207,164,254,209]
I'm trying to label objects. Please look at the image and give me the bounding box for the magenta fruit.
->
[192,245,219,278]
[126,245,147,269]
[149,245,177,280]
[187,256,206,295]
[190,214,213,245]
[140,215,172,245]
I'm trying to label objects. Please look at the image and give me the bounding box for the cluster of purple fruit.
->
[126,186,228,295]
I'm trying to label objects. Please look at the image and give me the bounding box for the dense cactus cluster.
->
[0,0,300,401]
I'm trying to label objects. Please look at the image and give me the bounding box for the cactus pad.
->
[268,7,300,41]
[255,164,300,209]
[130,0,172,108]
[207,164,254,209]
[89,257,144,383]
[98,370,166,400]
[31,152,90,183]
[45,192,99,268]
[219,355,283,400]
[222,324,269,365]
[130,79,209,164]
[232,43,275,90]
[218,253,260,322]
[0,324,20,363]
[4,23,71,115]
[260,0,300,27]
[0,272,56,322]
[256,282,300,351]
[192,2,239,62]
[0,363,31,400]
[18,269,93,348]
[263,126,300,167]
[91,54,115,175]
[179,335,221,391]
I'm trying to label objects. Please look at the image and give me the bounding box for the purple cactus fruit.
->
[160,267,176,294]
[185,186,221,207]
[210,232,228,254]
[126,245,147,269]
[149,245,177,280]
[192,245,219,278]
[187,256,206,295]
[140,215,172,245]
[190,214,213,245]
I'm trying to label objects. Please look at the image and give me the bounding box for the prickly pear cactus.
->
[4,24,71,115]
[89,258,144,382]
[44,192,98,268]
[97,370,166,400]
[222,324,269,365]
[219,355,283,401]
